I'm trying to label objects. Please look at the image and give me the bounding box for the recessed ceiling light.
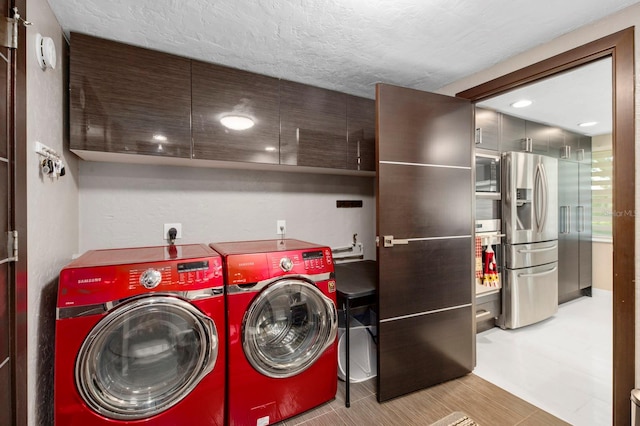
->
[220,115,255,131]
[153,134,167,141]
[265,146,277,152]
[510,99,533,108]
[578,121,598,127]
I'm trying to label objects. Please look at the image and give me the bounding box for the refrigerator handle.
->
[534,163,548,232]
[567,205,571,233]
[539,162,549,232]
[559,206,566,234]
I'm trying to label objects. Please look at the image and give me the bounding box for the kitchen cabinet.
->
[347,95,375,171]
[70,33,375,175]
[523,120,550,154]
[476,288,501,333]
[549,129,581,160]
[69,33,192,158]
[579,135,592,163]
[279,80,347,169]
[558,157,592,303]
[499,114,526,152]
[191,60,280,164]
[475,107,500,151]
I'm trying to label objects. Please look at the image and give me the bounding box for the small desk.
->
[334,260,377,408]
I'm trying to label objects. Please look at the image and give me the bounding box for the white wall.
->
[26,1,79,424]
[78,162,376,257]
[438,1,640,388]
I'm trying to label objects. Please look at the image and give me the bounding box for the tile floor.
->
[474,289,613,426]
[281,373,567,425]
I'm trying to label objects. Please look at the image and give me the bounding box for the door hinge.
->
[0,7,31,49]
[7,230,18,262]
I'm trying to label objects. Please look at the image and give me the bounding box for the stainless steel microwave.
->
[475,150,501,194]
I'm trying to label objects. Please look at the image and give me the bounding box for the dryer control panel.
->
[224,247,334,284]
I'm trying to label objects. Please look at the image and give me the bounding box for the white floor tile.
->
[474,290,612,426]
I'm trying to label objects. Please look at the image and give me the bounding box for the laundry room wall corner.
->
[26,0,80,425]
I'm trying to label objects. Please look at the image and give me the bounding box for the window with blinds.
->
[591,149,613,240]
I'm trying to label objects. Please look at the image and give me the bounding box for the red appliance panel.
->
[223,247,333,284]
[58,255,222,307]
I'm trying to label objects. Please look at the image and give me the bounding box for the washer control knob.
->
[140,268,162,289]
[279,257,293,272]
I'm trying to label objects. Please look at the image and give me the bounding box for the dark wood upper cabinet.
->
[69,33,192,158]
[475,107,500,151]
[279,80,347,169]
[191,61,280,164]
[346,95,375,171]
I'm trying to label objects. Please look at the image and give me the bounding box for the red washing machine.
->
[210,239,338,426]
[54,244,225,426]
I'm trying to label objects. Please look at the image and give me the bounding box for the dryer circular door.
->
[242,279,337,378]
[75,295,218,420]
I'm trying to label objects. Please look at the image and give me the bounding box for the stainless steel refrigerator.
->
[501,151,558,329]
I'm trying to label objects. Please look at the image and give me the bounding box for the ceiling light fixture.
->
[220,115,254,131]
[578,121,598,127]
[265,146,277,152]
[153,134,167,141]
[510,99,532,108]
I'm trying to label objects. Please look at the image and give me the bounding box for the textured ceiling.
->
[46,0,639,100]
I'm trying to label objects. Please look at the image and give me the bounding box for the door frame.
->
[457,27,634,426]
[13,0,28,424]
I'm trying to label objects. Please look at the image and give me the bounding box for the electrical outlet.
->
[276,220,286,235]
[163,223,183,240]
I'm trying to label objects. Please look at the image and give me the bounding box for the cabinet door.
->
[474,107,499,151]
[500,114,526,152]
[559,130,581,160]
[579,135,592,163]
[524,121,549,154]
[547,127,568,158]
[280,80,347,169]
[69,33,191,157]
[578,162,592,289]
[346,95,375,171]
[191,61,280,164]
[558,160,580,303]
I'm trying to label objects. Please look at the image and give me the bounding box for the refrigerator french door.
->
[501,151,558,329]
[376,83,474,402]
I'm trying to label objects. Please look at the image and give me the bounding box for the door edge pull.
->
[383,235,409,248]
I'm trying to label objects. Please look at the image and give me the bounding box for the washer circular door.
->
[75,295,218,420]
[242,279,337,378]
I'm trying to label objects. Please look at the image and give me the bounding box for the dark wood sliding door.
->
[376,83,474,402]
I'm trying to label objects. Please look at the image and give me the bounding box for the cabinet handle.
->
[577,206,585,232]
[475,310,492,320]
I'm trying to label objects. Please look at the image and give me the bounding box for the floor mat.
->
[430,411,479,426]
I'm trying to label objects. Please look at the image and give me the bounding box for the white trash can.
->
[337,318,377,383]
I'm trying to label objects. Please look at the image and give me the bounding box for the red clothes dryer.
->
[210,239,338,426]
[54,244,225,426]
